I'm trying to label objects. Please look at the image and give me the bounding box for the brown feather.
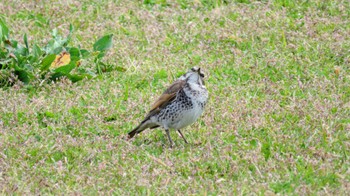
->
[149,93,174,112]
[144,80,186,119]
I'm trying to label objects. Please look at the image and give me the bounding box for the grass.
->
[1,0,350,194]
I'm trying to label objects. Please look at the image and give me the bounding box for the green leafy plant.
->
[0,18,120,87]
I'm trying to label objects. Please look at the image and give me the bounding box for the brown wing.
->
[143,80,185,121]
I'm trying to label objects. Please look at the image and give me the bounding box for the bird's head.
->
[178,67,205,85]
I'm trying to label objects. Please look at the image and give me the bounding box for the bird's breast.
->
[185,83,208,105]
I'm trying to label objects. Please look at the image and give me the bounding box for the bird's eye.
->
[200,73,205,78]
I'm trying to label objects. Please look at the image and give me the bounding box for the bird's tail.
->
[128,119,158,139]
[128,120,152,139]
[128,124,144,139]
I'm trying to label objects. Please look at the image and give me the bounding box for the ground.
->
[0,0,350,194]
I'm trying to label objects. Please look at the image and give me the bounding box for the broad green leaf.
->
[53,61,76,74]
[23,33,29,50]
[50,72,65,81]
[15,70,30,84]
[33,44,42,58]
[40,54,56,71]
[0,19,9,41]
[69,47,80,58]
[69,48,80,62]
[50,62,76,81]
[93,34,113,52]
[14,65,31,84]
[80,49,90,58]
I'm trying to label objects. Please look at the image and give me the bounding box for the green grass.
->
[1,0,350,194]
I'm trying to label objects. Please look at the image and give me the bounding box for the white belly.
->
[171,101,204,129]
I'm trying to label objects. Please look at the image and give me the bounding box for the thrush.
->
[128,67,209,147]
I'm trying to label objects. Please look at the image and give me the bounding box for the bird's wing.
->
[143,80,185,121]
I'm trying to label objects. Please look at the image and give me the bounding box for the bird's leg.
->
[165,129,174,148]
[177,129,188,144]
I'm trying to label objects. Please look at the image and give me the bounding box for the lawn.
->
[1,0,349,194]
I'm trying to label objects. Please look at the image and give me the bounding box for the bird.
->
[128,67,209,147]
